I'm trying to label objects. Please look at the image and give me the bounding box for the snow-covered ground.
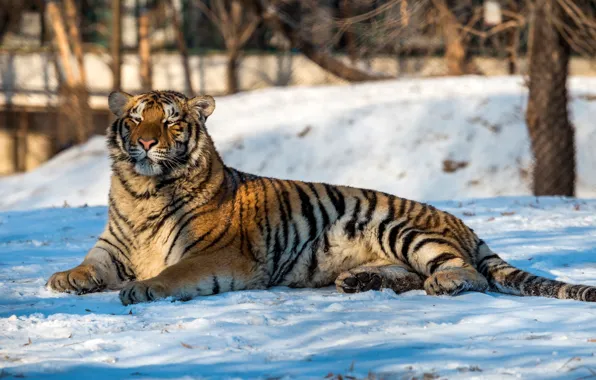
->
[2,198,596,379]
[3,76,596,210]
[2,77,596,379]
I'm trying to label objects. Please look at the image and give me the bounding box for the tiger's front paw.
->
[119,280,167,305]
[47,265,105,295]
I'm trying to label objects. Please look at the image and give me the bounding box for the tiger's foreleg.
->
[47,242,135,294]
[335,260,424,294]
[119,250,262,305]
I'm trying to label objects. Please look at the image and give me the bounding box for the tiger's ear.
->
[188,95,215,119]
[108,91,133,117]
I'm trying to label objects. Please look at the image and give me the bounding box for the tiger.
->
[47,90,596,305]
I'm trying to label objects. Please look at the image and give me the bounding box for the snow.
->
[3,76,596,210]
[2,198,596,379]
[2,77,596,378]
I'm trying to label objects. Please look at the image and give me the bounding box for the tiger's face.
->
[107,90,215,177]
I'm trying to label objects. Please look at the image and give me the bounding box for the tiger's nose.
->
[138,138,157,151]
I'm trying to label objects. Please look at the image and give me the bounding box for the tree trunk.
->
[340,0,357,64]
[525,0,575,196]
[226,49,240,94]
[167,0,193,96]
[256,0,393,82]
[433,0,479,76]
[138,6,152,91]
[47,0,91,145]
[111,0,122,91]
[47,1,76,88]
[63,0,86,84]
[506,26,519,74]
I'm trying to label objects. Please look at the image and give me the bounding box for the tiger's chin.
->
[133,158,164,177]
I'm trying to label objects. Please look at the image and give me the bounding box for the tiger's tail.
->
[476,242,596,302]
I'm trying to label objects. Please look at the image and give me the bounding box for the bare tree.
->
[340,0,357,63]
[138,3,152,91]
[112,0,123,91]
[63,0,86,84]
[166,0,194,95]
[524,0,596,196]
[430,0,482,75]
[255,0,394,82]
[525,0,574,196]
[195,0,260,94]
[46,0,92,146]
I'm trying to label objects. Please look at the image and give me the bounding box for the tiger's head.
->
[107,90,215,177]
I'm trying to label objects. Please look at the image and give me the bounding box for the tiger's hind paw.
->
[424,269,488,296]
[335,268,383,294]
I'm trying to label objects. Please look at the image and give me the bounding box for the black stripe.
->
[400,230,420,263]
[230,277,235,291]
[323,184,346,217]
[308,246,319,281]
[345,198,361,239]
[268,179,289,282]
[180,229,215,260]
[201,178,238,252]
[275,182,323,285]
[361,190,377,231]
[427,252,458,274]
[405,200,417,215]
[186,127,206,166]
[98,237,132,265]
[442,219,470,254]
[155,175,182,191]
[278,181,296,253]
[200,220,232,252]
[96,247,132,281]
[388,220,409,258]
[428,207,440,228]
[164,206,218,263]
[260,178,273,258]
[503,269,525,288]
[322,234,330,253]
[377,200,396,249]
[269,181,305,284]
[212,276,220,295]
[276,244,306,284]
[411,237,461,255]
[452,217,473,250]
[307,183,330,228]
[295,183,318,242]
[147,196,193,235]
[108,223,132,257]
[397,199,407,216]
[109,197,134,231]
[112,166,152,200]
[108,209,134,249]
[413,204,428,225]
[269,179,289,248]
[477,254,499,269]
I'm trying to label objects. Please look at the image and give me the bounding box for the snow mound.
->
[2,76,596,210]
